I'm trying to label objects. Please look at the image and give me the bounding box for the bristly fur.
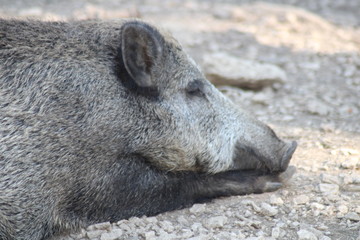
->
[0,19,295,240]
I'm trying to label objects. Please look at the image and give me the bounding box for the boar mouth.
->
[232,141,297,173]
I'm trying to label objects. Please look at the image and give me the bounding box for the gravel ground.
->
[1,0,359,239]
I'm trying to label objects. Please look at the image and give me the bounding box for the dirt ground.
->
[1,0,359,239]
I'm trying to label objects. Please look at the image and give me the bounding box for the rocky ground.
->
[1,0,359,239]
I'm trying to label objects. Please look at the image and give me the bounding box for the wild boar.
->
[0,19,296,240]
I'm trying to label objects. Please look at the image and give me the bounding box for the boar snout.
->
[280,140,297,171]
[232,139,297,173]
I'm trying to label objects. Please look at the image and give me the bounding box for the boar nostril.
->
[280,141,297,171]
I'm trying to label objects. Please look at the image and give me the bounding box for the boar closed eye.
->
[186,80,205,97]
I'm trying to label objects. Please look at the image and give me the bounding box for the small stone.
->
[317,224,328,231]
[339,148,359,156]
[345,212,360,221]
[129,217,143,226]
[271,227,281,238]
[353,176,360,184]
[242,200,261,212]
[146,217,158,223]
[225,210,233,217]
[189,204,206,214]
[55,235,76,240]
[259,203,278,216]
[276,221,286,228]
[318,184,339,194]
[292,221,300,227]
[325,194,341,202]
[86,230,106,239]
[177,216,188,225]
[237,232,246,239]
[319,236,331,240]
[343,175,355,184]
[269,195,284,205]
[255,230,265,237]
[337,205,349,214]
[281,190,289,196]
[187,234,210,240]
[297,229,318,240]
[306,100,331,116]
[100,229,123,240]
[157,231,177,240]
[355,207,360,214]
[87,222,111,231]
[117,223,131,232]
[191,222,203,232]
[320,174,341,185]
[307,226,325,238]
[180,229,194,238]
[340,157,359,169]
[311,203,325,210]
[320,123,336,132]
[244,210,252,217]
[205,216,228,229]
[159,220,175,233]
[324,206,336,216]
[313,210,320,217]
[144,230,156,240]
[216,232,234,240]
[294,195,310,205]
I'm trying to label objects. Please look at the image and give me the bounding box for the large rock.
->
[202,52,287,90]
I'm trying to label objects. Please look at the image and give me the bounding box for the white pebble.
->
[297,229,318,240]
[319,236,331,240]
[260,203,278,216]
[144,230,156,240]
[87,222,111,231]
[340,157,359,169]
[355,207,360,214]
[189,204,206,214]
[345,212,360,221]
[294,195,310,205]
[205,216,228,228]
[320,174,340,185]
[337,205,349,214]
[318,184,339,194]
[311,203,325,210]
[146,217,158,223]
[100,229,123,240]
[191,222,203,232]
[345,184,360,192]
[159,220,174,232]
[271,227,281,238]
[86,230,106,239]
[269,195,284,205]
[242,200,261,212]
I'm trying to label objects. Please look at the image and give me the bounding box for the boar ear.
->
[120,21,164,88]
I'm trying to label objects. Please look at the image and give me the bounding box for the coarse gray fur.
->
[0,19,297,240]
